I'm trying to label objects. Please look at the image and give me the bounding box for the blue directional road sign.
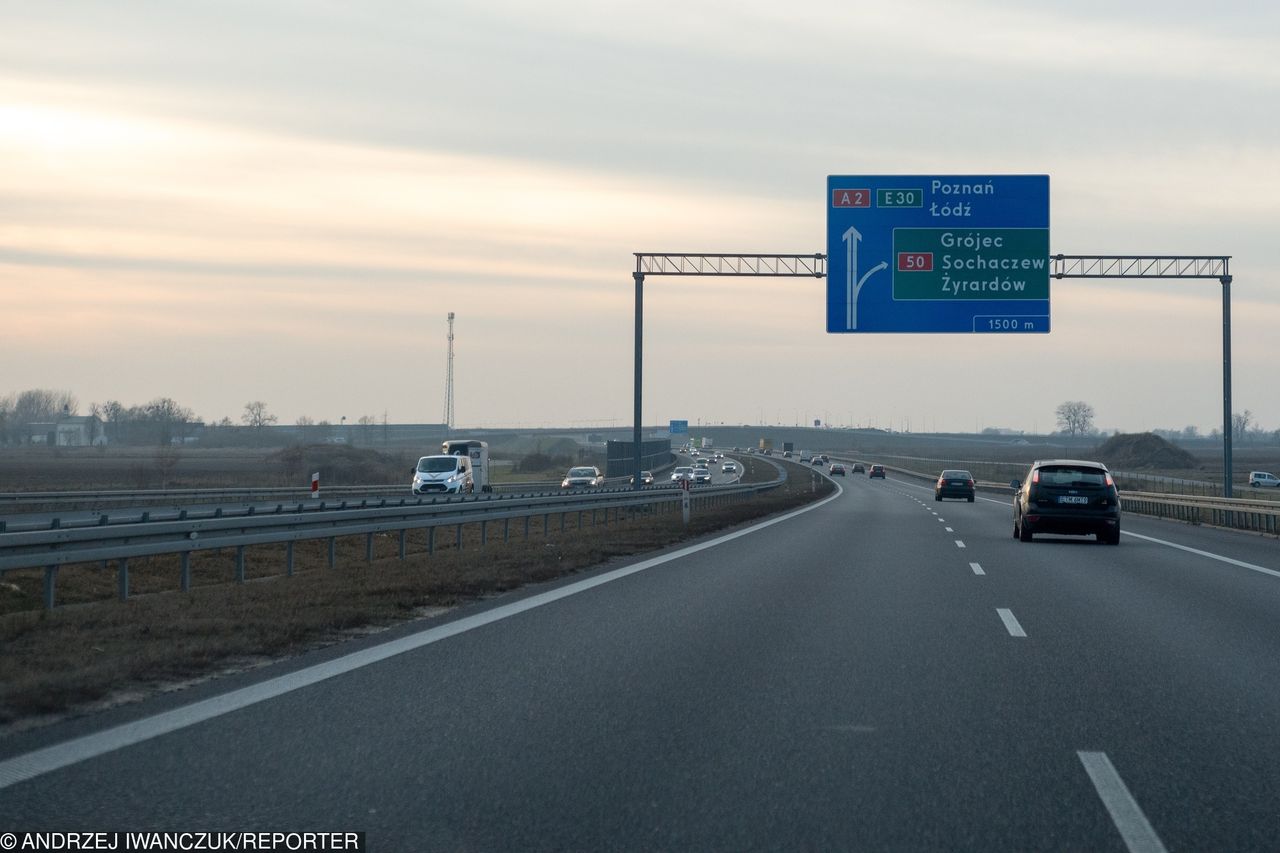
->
[669,419,689,434]
[827,175,1050,333]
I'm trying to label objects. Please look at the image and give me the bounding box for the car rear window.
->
[941,470,971,479]
[1037,466,1107,487]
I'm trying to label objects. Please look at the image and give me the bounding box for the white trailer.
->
[442,439,491,493]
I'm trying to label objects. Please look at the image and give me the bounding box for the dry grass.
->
[0,459,831,726]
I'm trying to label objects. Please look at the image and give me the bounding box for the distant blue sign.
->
[827,175,1050,333]
[669,420,689,434]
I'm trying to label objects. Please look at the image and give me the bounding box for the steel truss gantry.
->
[636,253,826,278]
[627,254,827,487]
[1052,255,1229,280]
[629,252,1237,495]
[1053,255,1235,495]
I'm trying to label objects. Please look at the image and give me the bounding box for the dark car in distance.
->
[868,464,886,479]
[1012,459,1121,545]
[935,469,976,502]
[829,463,846,476]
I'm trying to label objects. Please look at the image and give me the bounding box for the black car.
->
[1012,459,1121,545]
[935,469,975,502]
[868,464,886,479]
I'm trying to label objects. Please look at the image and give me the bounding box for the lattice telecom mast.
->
[443,312,455,430]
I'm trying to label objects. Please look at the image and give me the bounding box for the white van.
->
[412,455,472,495]
[1248,471,1280,488]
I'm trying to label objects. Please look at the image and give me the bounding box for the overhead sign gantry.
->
[631,176,1235,495]
[826,174,1049,333]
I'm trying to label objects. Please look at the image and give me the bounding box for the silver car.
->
[671,466,695,483]
[561,466,605,489]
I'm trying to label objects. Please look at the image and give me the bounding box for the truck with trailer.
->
[411,439,491,495]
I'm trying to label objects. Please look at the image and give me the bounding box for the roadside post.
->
[681,478,691,524]
[311,472,320,499]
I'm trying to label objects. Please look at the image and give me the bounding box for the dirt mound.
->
[268,444,409,485]
[1095,433,1198,470]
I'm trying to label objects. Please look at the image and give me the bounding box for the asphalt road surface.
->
[2,470,1278,851]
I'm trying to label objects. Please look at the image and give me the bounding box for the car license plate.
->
[1058,495,1088,504]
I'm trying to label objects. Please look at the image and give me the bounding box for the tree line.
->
[1054,400,1277,443]
[0,389,301,447]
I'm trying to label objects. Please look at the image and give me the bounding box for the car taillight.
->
[1031,469,1040,484]
[968,479,975,487]
[1105,472,1115,487]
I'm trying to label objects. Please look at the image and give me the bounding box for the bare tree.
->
[8,389,78,443]
[1055,401,1095,437]
[1233,410,1253,441]
[242,401,278,429]
[144,397,196,445]
[11,389,78,425]
[0,394,13,444]
[296,415,315,427]
[97,400,126,442]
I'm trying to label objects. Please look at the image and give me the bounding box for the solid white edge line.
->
[969,562,985,575]
[1122,531,1280,579]
[0,481,846,791]
[899,478,1280,582]
[1077,751,1169,853]
[996,608,1026,637]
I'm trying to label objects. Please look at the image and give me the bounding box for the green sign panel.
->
[891,228,1049,301]
[876,188,923,208]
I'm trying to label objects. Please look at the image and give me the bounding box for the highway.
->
[2,468,1278,850]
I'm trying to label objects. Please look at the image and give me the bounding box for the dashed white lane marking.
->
[0,482,847,791]
[945,527,954,532]
[955,540,966,549]
[997,608,1026,637]
[1078,751,1169,853]
[970,562,985,575]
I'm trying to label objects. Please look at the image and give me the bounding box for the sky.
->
[2,0,1278,435]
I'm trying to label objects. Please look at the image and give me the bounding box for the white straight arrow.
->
[843,225,887,330]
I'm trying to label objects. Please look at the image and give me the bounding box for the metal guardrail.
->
[1119,491,1280,535]
[813,452,1280,501]
[0,481,559,511]
[0,477,782,609]
[0,464,681,513]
